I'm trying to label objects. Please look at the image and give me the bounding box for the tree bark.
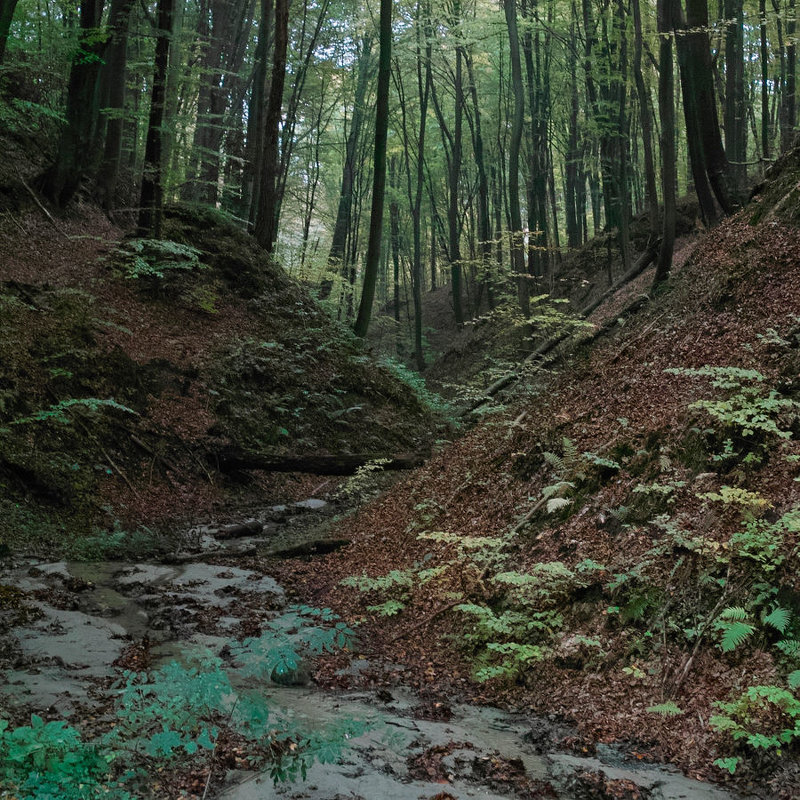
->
[353,0,391,339]
[322,35,374,299]
[36,0,106,206]
[253,0,288,251]
[504,0,528,315]
[95,0,136,209]
[724,0,746,195]
[0,0,20,65]
[137,0,174,238]
[653,0,677,285]
[633,0,659,235]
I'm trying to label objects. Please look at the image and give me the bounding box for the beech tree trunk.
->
[37,0,105,206]
[95,0,135,209]
[654,0,677,285]
[504,0,527,315]
[353,0,391,339]
[253,0,288,251]
[322,35,374,299]
[137,0,174,237]
[0,0,20,65]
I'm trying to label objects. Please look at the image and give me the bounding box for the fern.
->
[367,600,406,616]
[646,701,684,717]
[9,397,137,426]
[763,606,791,634]
[715,607,756,652]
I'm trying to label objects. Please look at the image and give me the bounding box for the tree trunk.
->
[243,0,273,224]
[36,0,106,206]
[253,0,288,251]
[504,0,527,315]
[137,0,174,238]
[0,0,19,64]
[322,35,374,299]
[353,0,391,339]
[682,0,734,213]
[724,0,746,196]
[760,0,770,160]
[653,0,677,285]
[95,0,135,209]
[632,0,659,235]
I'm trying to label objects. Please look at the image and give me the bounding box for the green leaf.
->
[646,701,684,717]
[714,756,740,774]
[763,607,791,633]
[720,620,755,652]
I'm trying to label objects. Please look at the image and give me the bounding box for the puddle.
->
[0,503,746,799]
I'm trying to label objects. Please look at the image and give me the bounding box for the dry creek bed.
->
[0,499,745,800]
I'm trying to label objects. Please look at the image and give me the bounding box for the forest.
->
[1,0,800,796]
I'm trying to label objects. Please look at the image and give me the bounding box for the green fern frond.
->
[646,701,684,717]
[776,639,800,657]
[541,480,575,499]
[720,620,756,652]
[763,607,791,633]
[543,450,565,474]
[720,606,749,621]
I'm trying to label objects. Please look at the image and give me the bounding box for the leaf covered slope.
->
[285,169,800,793]
[0,203,439,554]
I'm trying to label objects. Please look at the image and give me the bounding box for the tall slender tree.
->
[353,0,392,338]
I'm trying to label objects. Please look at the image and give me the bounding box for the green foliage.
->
[110,238,207,281]
[646,701,684,717]
[378,356,457,424]
[517,295,595,339]
[335,458,391,507]
[715,607,757,653]
[714,604,793,653]
[456,603,556,682]
[729,507,800,572]
[68,521,160,561]
[0,716,121,800]
[711,684,800,771]
[666,366,798,463]
[7,397,137,427]
[0,607,361,797]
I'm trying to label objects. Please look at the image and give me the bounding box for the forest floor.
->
[2,150,800,798]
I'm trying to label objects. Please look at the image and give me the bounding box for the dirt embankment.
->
[0,202,442,556]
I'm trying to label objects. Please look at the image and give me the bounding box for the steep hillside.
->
[0,202,441,556]
[276,160,800,796]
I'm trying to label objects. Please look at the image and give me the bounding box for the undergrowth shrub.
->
[666,366,798,466]
[0,606,365,797]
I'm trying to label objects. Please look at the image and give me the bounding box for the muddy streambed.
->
[0,501,741,800]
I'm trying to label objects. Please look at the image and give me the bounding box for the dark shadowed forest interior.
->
[2,0,800,796]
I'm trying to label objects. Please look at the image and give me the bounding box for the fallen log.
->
[466,238,660,414]
[213,449,426,475]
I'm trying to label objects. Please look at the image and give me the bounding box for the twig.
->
[510,495,547,535]
[390,600,461,642]
[610,312,667,363]
[15,173,69,239]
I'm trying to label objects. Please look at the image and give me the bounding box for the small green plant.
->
[711,683,800,773]
[727,507,800,572]
[0,716,122,800]
[646,701,684,717]
[714,605,791,653]
[378,356,457,423]
[110,238,206,281]
[335,458,391,507]
[666,366,798,463]
[0,606,363,797]
[7,397,137,427]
